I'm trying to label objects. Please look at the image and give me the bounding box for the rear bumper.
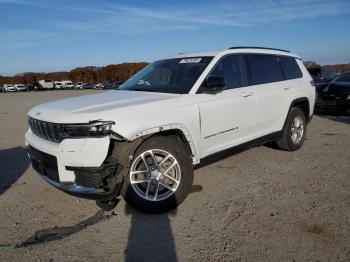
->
[25,130,123,200]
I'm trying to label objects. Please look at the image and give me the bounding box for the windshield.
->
[334,72,350,83]
[119,57,213,94]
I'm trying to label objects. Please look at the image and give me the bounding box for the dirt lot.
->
[0,91,349,261]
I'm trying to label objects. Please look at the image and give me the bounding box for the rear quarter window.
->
[278,56,302,80]
[246,54,284,85]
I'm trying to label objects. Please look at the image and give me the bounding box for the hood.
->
[28,90,180,123]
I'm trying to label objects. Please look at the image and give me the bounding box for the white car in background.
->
[62,80,74,89]
[26,47,315,213]
[75,82,83,89]
[15,84,27,92]
[2,84,17,92]
[54,81,64,89]
[94,83,104,89]
[38,80,54,90]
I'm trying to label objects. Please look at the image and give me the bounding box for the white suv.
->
[25,47,315,213]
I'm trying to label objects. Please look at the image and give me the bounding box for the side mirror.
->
[203,76,226,93]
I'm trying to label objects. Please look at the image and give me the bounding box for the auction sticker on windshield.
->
[179,58,202,63]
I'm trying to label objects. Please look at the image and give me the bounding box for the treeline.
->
[321,63,350,73]
[0,62,148,85]
[2,61,349,85]
[304,61,350,74]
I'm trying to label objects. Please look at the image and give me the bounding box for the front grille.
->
[28,117,62,143]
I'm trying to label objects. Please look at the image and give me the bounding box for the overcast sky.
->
[0,0,349,75]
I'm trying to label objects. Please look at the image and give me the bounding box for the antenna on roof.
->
[228,46,290,53]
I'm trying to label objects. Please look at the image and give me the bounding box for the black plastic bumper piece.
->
[27,146,124,201]
[66,158,118,189]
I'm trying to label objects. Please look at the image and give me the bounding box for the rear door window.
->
[246,54,284,85]
[278,56,302,80]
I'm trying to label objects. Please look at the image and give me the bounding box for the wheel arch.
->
[113,125,199,166]
[289,97,311,122]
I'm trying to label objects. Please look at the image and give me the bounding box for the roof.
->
[162,47,300,60]
[163,50,222,59]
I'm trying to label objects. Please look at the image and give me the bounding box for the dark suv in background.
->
[315,71,350,115]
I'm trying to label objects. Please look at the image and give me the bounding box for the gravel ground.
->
[0,91,349,261]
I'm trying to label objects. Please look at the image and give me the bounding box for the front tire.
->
[121,135,193,213]
[276,107,307,151]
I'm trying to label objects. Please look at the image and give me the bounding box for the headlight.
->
[347,94,350,100]
[61,120,115,138]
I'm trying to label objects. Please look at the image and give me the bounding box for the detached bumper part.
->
[28,146,123,201]
[66,157,118,188]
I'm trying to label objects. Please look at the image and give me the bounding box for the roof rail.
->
[228,46,290,53]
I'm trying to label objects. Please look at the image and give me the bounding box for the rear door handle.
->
[240,91,253,97]
[283,86,291,91]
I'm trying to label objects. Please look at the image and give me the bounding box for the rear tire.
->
[121,135,193,214]
[276,107,307,151]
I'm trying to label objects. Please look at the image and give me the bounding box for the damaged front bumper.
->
[25,129,124,201]
[40,173,122,200]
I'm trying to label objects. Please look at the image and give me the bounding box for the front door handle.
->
[240,91,253,97]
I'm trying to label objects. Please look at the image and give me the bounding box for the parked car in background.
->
[38,80,54,90]
[75,82,83,89]
[82,83,94,89]
[103,80,124,89]
[314,70,338,86]
[54,81,64,89]
[62,80,74,89]
[315,71,350,115]
[1,84,17,92]
[94,83,104,89]
[25,83,41,92]
[15,84,27,92]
